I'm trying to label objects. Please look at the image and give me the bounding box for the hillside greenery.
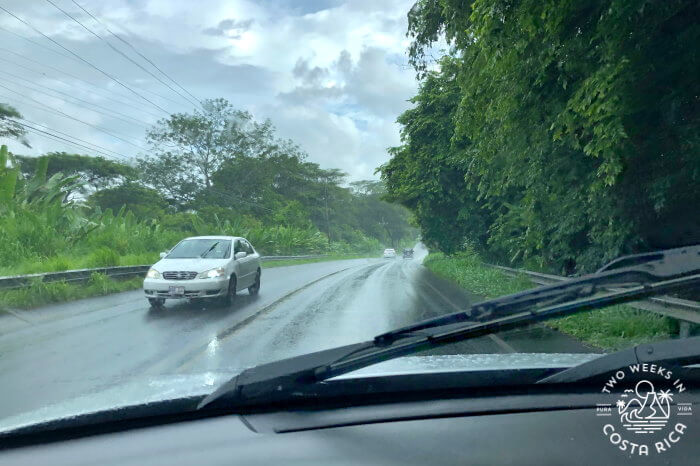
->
[380,0,699,273]
[0,98,416,276]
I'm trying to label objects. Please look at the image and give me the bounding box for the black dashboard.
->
[2,392,698,465]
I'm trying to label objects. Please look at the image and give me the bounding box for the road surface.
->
[0,246,595,421]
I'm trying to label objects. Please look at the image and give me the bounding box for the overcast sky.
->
[0,0,418,180]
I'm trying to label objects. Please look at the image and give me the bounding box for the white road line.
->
[175,264,362,372]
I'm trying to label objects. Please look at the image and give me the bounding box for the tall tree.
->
[139,98,259,206]
[380,57,491,254]
[383,0,700,271]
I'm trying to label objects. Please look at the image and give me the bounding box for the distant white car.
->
[143,236,261,307]
[383,248,396,258]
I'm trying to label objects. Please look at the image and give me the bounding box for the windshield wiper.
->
[200,241,221,258]
[537,335,700,384]
[198,245,700,409]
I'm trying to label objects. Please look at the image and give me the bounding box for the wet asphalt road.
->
[0,246,595,420]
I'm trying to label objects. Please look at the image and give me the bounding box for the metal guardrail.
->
[487,264,700,336]
[0,265,151,291]
[0,255,335,291]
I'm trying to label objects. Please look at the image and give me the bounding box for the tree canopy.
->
[137,97,416,249]
[381,0,700,272]
[16,152,136,197]
[138,98,294,206]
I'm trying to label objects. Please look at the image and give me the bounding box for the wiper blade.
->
[375,245,699,344]
[200,241,221,258]
[198,245,700,409]
[537,335,700,385]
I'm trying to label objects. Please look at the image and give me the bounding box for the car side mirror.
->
[159,252,168,259]
[235,251,247,260]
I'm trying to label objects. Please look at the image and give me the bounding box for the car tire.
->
[248,270,261,296]
[221,275,236,306]
[148,298,165,308]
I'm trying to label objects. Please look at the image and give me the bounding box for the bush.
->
[85,247,121,268]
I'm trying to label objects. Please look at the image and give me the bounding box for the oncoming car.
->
[383,248,396,258]
[143,236,261,307]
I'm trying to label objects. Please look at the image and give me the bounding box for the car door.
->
[233,239,254,289]
[245,240,260,264]
[222,240,234,278]
[240,239,258,288]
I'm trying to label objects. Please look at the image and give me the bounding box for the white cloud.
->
[0,0,417,180]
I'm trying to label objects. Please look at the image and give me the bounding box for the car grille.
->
[162,271,198,280]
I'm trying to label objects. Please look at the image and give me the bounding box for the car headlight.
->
[198,267,225,279]
[146,268,161,279]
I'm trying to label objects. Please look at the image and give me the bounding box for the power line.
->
[0,51,161,118]
[0,31,186,116]
[70,0,202,109]
[0,84,148,152]
[0,24,74,61]
[15,120,128,160]
[0,5,171,115]
[44,0,199,110]
[0,22,195,113]
[0,49,164,119]
[16,117,129,159]
[0,71,152,129]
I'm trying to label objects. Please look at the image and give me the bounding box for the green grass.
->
[423,251,678,351]
[0,273,143,310]
[0,251,160,276]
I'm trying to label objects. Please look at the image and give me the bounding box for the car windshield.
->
[167,239,231,259]
[0,0,697,439]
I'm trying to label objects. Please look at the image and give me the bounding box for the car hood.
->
[152,258,230,273]
[0,353,599,434]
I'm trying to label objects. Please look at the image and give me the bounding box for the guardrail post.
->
[679,321,691,339]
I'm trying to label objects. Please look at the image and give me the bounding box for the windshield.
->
[0,0,697,437]
[167,239,231,259]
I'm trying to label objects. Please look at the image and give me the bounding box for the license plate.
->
[169,286,185,296]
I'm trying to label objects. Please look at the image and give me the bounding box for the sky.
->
[0,0,418,180]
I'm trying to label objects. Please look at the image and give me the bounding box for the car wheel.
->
[248,270,261,296]
[148,297,165,308]
[221,275,237,306]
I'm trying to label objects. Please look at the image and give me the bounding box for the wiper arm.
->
[200,242,221,258]
[198,245,699,409]
[375,246,698,344]
[537,335,700,385]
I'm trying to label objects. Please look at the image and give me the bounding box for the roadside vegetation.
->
[0,274,144,310]
[423,250,678,351]
[380,1,698,275]
[0,99,416,278]
[381,1,696,349]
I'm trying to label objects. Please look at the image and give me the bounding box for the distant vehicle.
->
[143,236,261,307]
[383,248,396,258]
[403,248,414,259]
